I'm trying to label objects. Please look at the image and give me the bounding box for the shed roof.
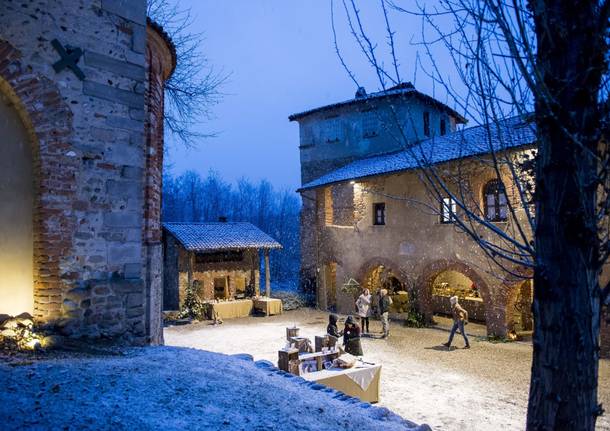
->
[288,83,467,124]
[298,115,535,191]
[163,222,282,252]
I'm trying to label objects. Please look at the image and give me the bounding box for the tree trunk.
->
[527,1,604,429]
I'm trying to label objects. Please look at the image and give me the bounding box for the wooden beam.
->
[264,249,271,298]
[188,251,194,291]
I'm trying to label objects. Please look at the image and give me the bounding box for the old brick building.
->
[290,84,610,356]
[0,1,174,344]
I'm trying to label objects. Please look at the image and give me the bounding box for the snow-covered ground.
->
[165,308,610,431]
[0,346,427,431]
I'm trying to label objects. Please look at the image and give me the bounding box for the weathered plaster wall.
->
[304,160,532,337]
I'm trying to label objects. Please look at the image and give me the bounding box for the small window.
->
[423,112,431,137]
[440,119,447,136]
[323,118,341,143]
[362,110,378,138]
[440,197,457,223]
[373,203,386,225]
[484,180,508,221]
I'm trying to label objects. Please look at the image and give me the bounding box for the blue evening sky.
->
[165,1,459,190]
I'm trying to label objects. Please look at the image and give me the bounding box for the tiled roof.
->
[298,116,535,191]
[163,222,282,251]
[288,83,467,124]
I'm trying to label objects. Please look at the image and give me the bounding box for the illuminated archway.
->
[0,39,76,321]
[0,88,33,313]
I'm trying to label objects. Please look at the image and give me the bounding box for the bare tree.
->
[147,0,225,146]
[332,0,610,429]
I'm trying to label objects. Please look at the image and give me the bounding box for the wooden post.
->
[264,249,271,298]
[188,251,194,291]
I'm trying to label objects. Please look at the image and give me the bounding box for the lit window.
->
[441,197,457,223]
[484,180,508,221]
[373,203,385,225]
[423,112,430,137]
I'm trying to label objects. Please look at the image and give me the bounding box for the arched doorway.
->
[431,269,486,322]
[510,279,534,332]
[321,262,337,311]
[417,260,493,330]
[362,264,404,294]
[0,90,33,314]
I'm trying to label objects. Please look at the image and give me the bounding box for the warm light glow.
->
[350,181,356,185]
[25,338,40,350]
[0,91,34,315]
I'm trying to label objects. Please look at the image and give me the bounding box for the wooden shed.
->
[163,222,282,311]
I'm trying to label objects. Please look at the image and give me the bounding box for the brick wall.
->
[0,1,173,343]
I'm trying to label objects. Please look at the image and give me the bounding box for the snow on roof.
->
[163,222,282,251]
[298,116,535,191]
[288,82,467,124]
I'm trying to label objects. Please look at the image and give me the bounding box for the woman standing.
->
[355,288,372,334]
[343,315,363,356]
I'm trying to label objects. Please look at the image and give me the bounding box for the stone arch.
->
[357,257,408,294]
[501,267,534,334]
[416,259,495,332]
[0,39,77,322]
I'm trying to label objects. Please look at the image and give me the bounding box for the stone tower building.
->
[0,1,174,344]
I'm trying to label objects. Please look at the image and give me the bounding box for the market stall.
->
[301,361,381,403]
[204,299,253,320]
[277,327,381,403]
[253,297,283,316]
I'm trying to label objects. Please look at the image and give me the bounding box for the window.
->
[362,110,378,138]
[441,197,457,223]
[440,118,447,136]
[373,203,386,225]
[323,117,341,143]
[484,180,508,221]
[423,112,431,137]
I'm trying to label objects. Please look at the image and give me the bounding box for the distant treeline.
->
[162,170,301,287]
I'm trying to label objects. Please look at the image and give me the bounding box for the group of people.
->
[326,287,394,357]
[327,288,471,356]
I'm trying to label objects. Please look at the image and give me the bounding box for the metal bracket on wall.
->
[51,39,85,81]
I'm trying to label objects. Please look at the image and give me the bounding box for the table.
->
[301,361,381,403]
[253,297,283,316]
[205,299,253,320]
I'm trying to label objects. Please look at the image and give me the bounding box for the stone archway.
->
[0,87,33,314]
[0,40,76,322]
[416,259,498,333]
[502,267,534,334]
[357,257,407,294]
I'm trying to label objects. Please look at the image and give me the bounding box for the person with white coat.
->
[355,288,372,334]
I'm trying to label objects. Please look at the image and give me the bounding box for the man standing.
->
[443,295,470,349]
[379,289,393,338]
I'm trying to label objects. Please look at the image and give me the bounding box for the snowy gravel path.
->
[165,308,610,431]
[0,346,425,431]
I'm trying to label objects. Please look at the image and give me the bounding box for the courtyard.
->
[165,309,610,431]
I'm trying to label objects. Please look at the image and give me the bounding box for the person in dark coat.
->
[343,315,363,356]
[327,313,343,338]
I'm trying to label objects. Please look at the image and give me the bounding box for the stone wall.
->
[0,1,173,343]
[293,94,459,184]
